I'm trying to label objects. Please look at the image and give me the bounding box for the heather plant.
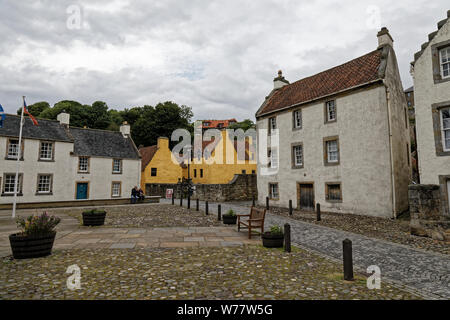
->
[16,212,61,236]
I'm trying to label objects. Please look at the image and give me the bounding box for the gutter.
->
[384,84,397,219]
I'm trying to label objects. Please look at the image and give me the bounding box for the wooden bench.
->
[237,207,266,239]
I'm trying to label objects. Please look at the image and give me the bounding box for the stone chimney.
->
[57,111,70,126]
[157,137,169,149]
[120,121,131,137]
[377,27,394,48]
[273,70,290,89]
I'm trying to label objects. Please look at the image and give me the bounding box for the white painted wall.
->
[0,136,141,204]
[414,19,450,185]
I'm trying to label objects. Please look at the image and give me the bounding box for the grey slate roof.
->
[69,127,140,159]
[0,114,72,142]
[0,114,140,160]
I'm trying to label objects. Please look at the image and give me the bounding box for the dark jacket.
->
[131,188,139,197]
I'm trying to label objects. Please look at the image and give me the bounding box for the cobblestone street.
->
[162,199,450,300]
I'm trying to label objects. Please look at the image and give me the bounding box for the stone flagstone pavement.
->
[162,198,450,300]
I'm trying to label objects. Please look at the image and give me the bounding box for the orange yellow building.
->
[139,130,256,190]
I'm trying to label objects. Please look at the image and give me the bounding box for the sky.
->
[0,1,448,121]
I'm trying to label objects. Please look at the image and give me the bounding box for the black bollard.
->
[180,193,183,207]
[252,195,255,207]
[187,195,191,209]
[316,203,321,221]
[266,197,269,210]
[196,198,199,211]
[289,200,293,216]
[218,204,221,221]
[343,239,354,281]
[205,201,209,215]
[171,194,174,205]
[284,223,291,253]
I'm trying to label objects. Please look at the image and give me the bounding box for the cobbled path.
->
[163,199,450,299]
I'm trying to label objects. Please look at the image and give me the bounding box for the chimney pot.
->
[273,70,289,89]
[377,27,394,48]
[120,121,131,137]
[57,111,70,126]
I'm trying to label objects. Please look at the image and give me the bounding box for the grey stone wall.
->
[145,174,257,202]
[409,184,450,241]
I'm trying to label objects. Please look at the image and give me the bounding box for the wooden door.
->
[299,183,314,211]
[76,183,88,200]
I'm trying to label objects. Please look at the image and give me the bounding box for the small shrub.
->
[16,212,60,236]
[224,209,236,217]
[270,225,283,235]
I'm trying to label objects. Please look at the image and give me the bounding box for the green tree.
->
[17,101,50,117]
[228,119,256,131]
[39,100,90,128]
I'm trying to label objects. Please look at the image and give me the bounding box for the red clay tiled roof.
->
[139,145,157,171]
[257,49,383,117]
[202,119,237,129]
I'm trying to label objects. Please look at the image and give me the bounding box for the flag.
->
[0,104,5,128]
[23,98,38,126]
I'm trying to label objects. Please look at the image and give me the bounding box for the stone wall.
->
[409,184,450,241]
[145,174,257,202]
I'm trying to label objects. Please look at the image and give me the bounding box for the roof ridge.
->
[282,49,381,89]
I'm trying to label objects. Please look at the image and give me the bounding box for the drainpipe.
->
[385,86,397,219]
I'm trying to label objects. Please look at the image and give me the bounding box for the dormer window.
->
[440,47,450,79]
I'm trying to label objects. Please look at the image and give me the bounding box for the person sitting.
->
[138,188,145,201]
[131,186,139,204]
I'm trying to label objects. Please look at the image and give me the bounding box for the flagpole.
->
[12,96,25,219]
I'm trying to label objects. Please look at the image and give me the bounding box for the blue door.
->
[76,183,88,199]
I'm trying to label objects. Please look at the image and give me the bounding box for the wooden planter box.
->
[261,232,284,248]
[9,232,56,259]
[223,215,237,225]
[82,211,106,226]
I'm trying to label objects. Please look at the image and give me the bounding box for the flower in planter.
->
[16,212,60,236]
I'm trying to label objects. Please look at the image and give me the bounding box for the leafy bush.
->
[16,212,60,236]
[270,225,283,236]
[224,209,236,217]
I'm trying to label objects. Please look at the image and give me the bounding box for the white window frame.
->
[293,145,303,166]
[293,110,302,129]
[441,107,450,152]
[269,117,277,133]
[440,47,450,79]
[3,173,22,194]
[269,183,279,199]
[326,101,336,122]
[327,140,339,163]
[78,157,89,173]
[269,148,278,168]
[39,142,53,160]
[37,174,52,194]
[112,182,121,197]
[7,139,20,159]
[113,159,122,173]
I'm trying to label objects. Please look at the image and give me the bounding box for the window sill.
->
[5,157,24,161]
[324,161,340,166]
[292,164,304,169]
[292,127,302,131]
[112,172,123,175]
[78,171,90,174]
[437,151,450,156]
[433,77,450,85]
[324,119,337,124]
[35,192,53,196]
[38,159,55,162]
[326,199,343,203]
[1,193,23,197]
